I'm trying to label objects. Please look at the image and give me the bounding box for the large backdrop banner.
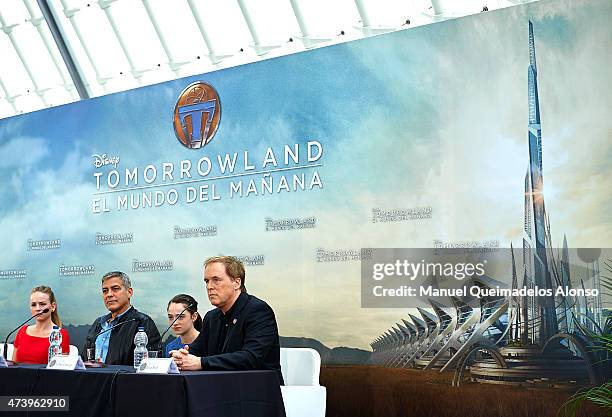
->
[0,0,610,373]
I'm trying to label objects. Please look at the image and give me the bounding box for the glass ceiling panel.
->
[190,0,252,59]
[240,0,299,49]
[0,0,541,120]
[294,0,360,40]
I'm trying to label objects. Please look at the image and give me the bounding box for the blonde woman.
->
[12,286,70,364]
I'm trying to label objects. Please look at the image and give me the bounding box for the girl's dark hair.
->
[167,294,202,330]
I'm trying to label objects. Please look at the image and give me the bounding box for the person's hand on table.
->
[170,345,202,371]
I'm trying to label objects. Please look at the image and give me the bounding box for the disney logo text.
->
[92,154,120,168]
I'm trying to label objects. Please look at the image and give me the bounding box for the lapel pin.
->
[232,318,237,325]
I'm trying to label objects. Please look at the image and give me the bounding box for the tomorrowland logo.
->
[173,81,221,149]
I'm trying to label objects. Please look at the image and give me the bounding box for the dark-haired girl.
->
[165,294,201,357]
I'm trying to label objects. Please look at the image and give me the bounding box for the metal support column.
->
[36,0,90,99]
[24,0,77,100]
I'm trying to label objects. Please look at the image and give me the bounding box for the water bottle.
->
[48,325,62,363]
[133,326,148,369]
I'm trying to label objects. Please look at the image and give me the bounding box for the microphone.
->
[92,317,140,339]
[3,309,50,362]
[158,303,194,355]
[84,317,140,366]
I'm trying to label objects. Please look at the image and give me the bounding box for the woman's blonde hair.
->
[31,286,62,327]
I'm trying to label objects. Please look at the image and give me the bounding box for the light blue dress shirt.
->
[95,308,130,363]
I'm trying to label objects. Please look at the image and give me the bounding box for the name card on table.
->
[137,358,180,374]
[47,355,86,370]
[0,355,7,367]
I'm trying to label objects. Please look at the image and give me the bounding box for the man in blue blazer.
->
[170,256,283,384]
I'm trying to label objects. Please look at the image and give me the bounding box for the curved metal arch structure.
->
[452,342,507,387]
[440,298,508,372]
[421,300,456,369]
[369,288,511,372]
[572,313,604,337]
[541,333,599,384]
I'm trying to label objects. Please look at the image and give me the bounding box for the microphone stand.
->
[85,317,140,367]
[2,309,49,366]
[92,317,139,339]
[158,304,193,357]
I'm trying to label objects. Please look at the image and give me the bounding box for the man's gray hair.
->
[101,271,132,289]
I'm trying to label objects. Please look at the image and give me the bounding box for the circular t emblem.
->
[173,81,221,149]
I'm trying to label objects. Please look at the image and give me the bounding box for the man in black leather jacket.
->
[83,271,160,366]
[170,256,283,384]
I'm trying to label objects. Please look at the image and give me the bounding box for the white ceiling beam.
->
[58,0,109,91]
[353,0,371,27]
[0,76,19,114]
[141,0,187,75]
[186,0,231,65]
[99,0,147,82]
[23,0,77,100]
[236,0,279,56]
[288,0,330,49]
[430,0,448,15]
[353,0,396,36]
[0,9,49,106]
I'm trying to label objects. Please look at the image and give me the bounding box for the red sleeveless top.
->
[13,325,70,364]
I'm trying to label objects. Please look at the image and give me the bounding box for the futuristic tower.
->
[521,21,558,344]
[370,21,609,388]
